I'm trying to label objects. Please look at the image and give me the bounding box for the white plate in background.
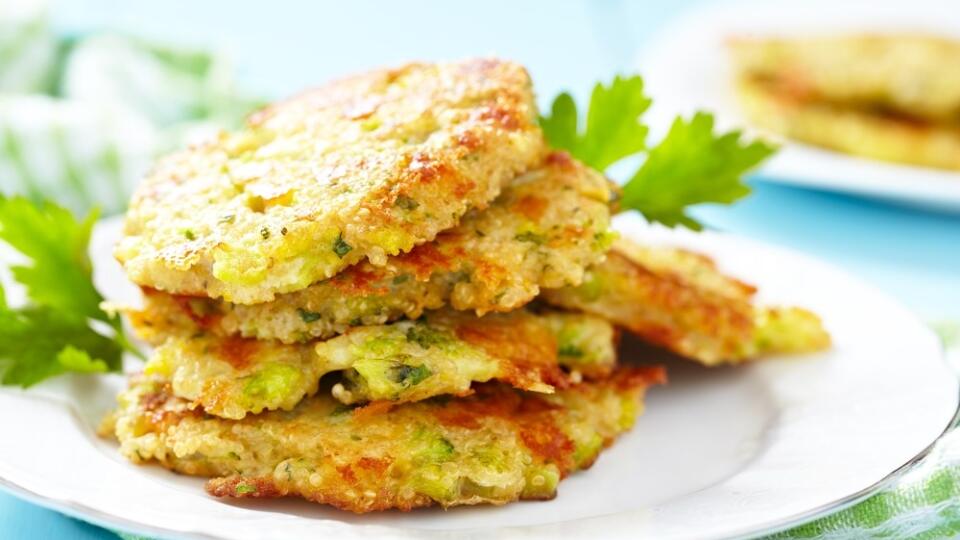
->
[0,214,955,539]
[638,0,960,212]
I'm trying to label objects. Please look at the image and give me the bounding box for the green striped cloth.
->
[767,322,960,540]
[0,0,57,94]
[0,94,157,216]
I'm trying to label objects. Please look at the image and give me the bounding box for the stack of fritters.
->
[729,35,960,170]
[102,58,829,513]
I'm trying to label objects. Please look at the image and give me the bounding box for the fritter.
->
[116,58,545,304]
[101,366,665,513]
[128,152,615,344]
[543,239,831,365]
[734,76,960,171]
[729,34,960,123]
[142,309,618,419]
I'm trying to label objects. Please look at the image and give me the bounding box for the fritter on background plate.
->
[733,76,960,171]
[128,151,615,344]
[101,366,664,513]
[116,58,545,304]
[729,34,960,170]
[141,309,618,419]
[544,239,830,365]
[729,34,960,123]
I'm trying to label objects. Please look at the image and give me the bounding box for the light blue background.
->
[4,0,959,537]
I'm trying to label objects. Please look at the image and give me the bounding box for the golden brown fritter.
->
[141,309,618,419]
[101,366,664,513]
[127,152,614,344]
[729,34,960,123]
[116,58,545,304]
[734,76,960,170]
[543,239,831,365]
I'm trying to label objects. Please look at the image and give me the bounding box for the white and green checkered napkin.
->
[0,0,260,216]
[769,442,960,539]
[767,322,960,540]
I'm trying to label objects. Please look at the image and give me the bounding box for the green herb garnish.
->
[541,75,776,230]
[297,308,322,323]
[557,344,584,359]
[332,234,352,258]
[514,231,545,244]
[540,75,651,171]
[395,195,419,211]
[0,197,140,387]
[389,363,432,387]
[405,324,451,349]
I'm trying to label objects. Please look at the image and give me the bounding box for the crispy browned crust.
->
[117,58,545,304]
[137,308,620,419]
[105,367,665,513]
[544,240,830,364]
[448,310,569,392]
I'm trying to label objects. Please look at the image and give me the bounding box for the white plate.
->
[638,0,960,212]
[0,214,956,540]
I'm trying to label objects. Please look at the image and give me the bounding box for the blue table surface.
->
[5,0,960,538]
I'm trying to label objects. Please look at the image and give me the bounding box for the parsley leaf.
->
[0,302,121,387]
[0,196,134,387]
[541,76,775,229]
[621,112,777,230]
[0,197,105,322]
[540,75,651,171]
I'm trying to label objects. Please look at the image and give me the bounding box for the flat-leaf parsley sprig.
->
[540,75,776,230]
[0,197,140,387]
